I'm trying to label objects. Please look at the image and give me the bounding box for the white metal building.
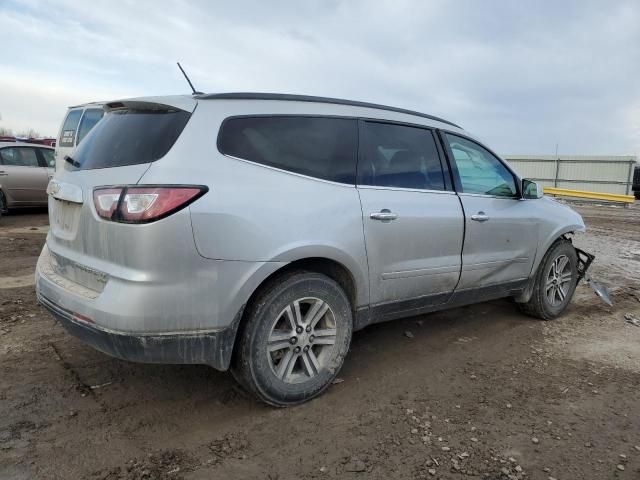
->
[504,155,637,195]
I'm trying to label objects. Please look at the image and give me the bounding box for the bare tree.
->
[16,128,41,138]
[0,127,14,137]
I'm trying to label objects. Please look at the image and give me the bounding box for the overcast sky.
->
[1,0,638,155]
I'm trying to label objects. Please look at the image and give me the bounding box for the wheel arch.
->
[533,224,584,274]
[516,227,581,303]
[222,253,366,370]
[243,255,362,321]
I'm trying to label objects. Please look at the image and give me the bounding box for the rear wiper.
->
[64,155,81,168]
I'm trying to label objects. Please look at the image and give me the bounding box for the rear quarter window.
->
[59,109,83,147]
[217,116,358,184]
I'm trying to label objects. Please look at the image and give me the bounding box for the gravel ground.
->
[0,203,639,480]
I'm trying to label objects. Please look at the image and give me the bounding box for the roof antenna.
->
[177,62,203,95]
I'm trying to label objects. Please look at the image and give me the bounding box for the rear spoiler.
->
[104,96,197,113]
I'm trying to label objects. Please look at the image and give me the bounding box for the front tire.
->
[231,271,353,406]
[518,239,578,320]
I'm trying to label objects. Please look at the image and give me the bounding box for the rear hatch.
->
[46,96,197,292]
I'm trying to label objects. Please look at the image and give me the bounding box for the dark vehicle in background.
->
[633,164,640,199]
[0,136,56,146]
[0,142,55,215]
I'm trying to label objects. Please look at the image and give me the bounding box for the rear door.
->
[0,146,49,204]
[442,132,538,290]
[358,121,464,318]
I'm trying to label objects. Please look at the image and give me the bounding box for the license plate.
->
[52,199,80,236]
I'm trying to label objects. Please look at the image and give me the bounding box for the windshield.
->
[71,108,191,170]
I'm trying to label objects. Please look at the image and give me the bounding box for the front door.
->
[358,121,464,318]
[442,133,538,290]
[0,146,50,205]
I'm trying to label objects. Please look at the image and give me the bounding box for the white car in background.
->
[55,102,105,172]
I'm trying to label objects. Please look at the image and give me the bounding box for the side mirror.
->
[522,179,544,199]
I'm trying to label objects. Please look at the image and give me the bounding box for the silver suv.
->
[36,93,591,405]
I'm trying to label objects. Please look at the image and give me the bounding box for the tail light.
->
[93,185,208,223]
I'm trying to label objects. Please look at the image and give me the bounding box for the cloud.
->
[1,0,638,156]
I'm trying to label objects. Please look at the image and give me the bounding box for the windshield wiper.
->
[64,155,81,168]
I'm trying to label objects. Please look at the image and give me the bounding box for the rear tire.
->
[0,191,6,217]
[517,239,578,320]
[231,271,352,406]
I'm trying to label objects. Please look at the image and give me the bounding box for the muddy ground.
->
[1,203,639,480]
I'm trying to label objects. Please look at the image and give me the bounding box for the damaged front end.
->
[574,246,613,306]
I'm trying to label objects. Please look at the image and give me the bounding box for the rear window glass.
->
[40,148,56,168]
[77,108,104,144]
[59,109,83,147]
[218,116,358,184]
[0,147,40,167]
[71,109,191,170]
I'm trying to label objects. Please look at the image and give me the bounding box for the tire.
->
[0,191,6,217]
[231,271,353,406]
[517,239,578,320]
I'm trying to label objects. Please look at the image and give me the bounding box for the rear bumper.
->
[38,292,239,370]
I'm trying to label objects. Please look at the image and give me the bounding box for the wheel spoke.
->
[557,284,566,301]
[547,286,556,305]
[308,302,330,329]
[560,272,572,283]
[313,328,336,345]
[301,351,318,378]
[276,350,297,381]
[545,276,555,290]
[303,299,324,326]
[283,305,297,331]
[557,256,569,274]
[268,331,292,352]
[308,350,321,374]
[292,300,304,326]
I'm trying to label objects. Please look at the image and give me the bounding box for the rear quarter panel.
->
[138,100,372,307]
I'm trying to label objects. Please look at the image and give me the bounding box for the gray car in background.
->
[0,142,55,215]
[36,93,591,405]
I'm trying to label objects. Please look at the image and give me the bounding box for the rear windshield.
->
[71,109,191,170]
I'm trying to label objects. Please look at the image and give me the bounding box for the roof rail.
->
[194,92,461,128]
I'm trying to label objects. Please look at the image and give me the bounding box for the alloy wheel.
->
[545,254,572,306]
[266,297,337,384]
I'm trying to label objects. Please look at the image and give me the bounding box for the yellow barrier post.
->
[543,187,635,204]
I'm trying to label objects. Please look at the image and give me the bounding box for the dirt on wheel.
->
[1,204,639,479]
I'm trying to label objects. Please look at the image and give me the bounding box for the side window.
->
[58,109,83,147]
[218,116,358,183]
[77,109,104,144]
[358,121,445,190]
[40,149,56,168]
[445,134,517,197]
[0,147,40,167]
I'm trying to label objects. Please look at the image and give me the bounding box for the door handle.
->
[471,211,489,222]
[370,209,398,222]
